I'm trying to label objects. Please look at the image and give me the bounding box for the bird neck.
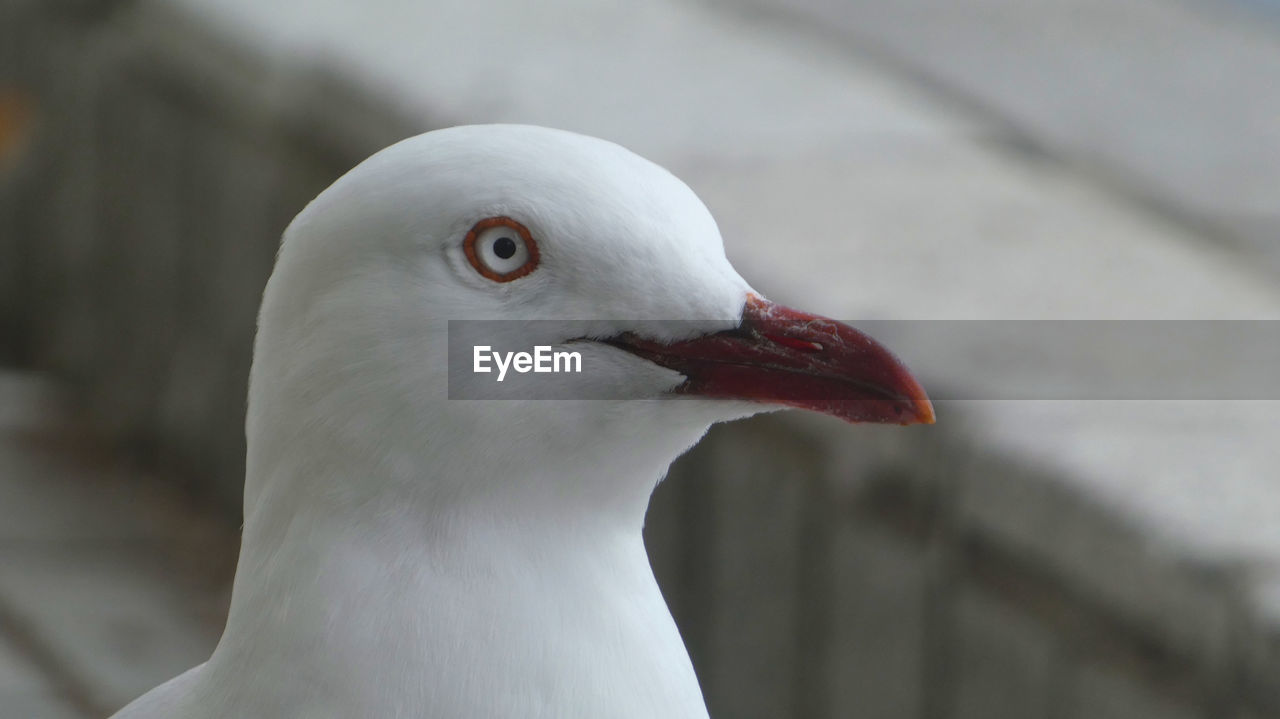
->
[200,455,709,718]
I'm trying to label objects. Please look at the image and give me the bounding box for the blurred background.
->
[2,0,1280,717]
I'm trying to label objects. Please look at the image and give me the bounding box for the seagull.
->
[110,124,933,719]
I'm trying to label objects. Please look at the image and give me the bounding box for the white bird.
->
[110,124,933,719]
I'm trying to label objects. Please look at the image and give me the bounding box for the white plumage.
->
[112,124,931,719]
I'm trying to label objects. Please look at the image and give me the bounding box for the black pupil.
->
[493,236,518,260]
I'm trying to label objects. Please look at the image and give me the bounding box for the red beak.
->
[609,294,935,425]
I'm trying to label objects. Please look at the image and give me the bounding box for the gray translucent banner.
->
[447,320,1280,400]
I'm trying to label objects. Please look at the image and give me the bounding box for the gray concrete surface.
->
[3,0,1280,717]
[731,0,1280,271]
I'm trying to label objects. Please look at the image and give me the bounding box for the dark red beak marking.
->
[609,294,935,425]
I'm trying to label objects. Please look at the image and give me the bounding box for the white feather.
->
[112,124,764,718]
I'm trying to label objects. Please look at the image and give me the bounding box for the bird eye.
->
[464,217,540,282]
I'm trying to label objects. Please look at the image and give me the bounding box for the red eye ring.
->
[463,216,540,282]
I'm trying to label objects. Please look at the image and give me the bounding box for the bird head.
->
[247,125,931,517]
